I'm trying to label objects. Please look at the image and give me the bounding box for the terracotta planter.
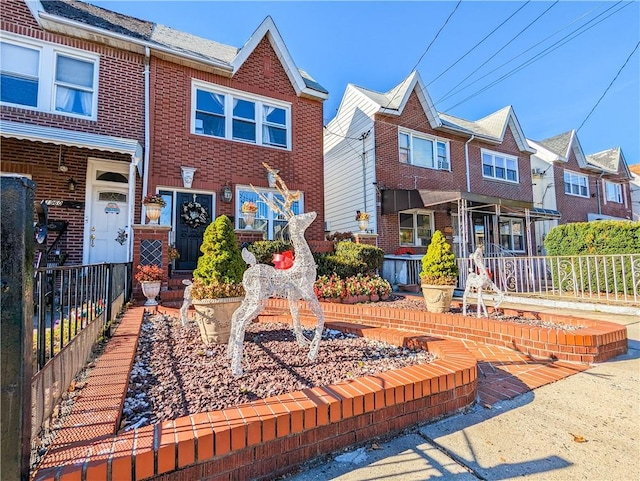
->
[421,284,455,313]
[140,281,161,306]
[191,297,244,344]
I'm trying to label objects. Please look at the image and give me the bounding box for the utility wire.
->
[382,0,462,111]
[427,1,530,86]
[435,1,608,105]
[436,1,559,106]
[577,40,640,132]
[442,1,630,111]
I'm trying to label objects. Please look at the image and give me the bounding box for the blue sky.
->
[91,1,640,165]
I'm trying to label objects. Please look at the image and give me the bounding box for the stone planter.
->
[358,219,369,232]
[243,212,255,229]
[144,203,162,224]
[140,280,161,306]
[421,284,455,313]
[191,297,244,344]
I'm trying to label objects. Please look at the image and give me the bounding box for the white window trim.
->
[0,34,99,120]
[563,169,590,198]
[235,185,304,239]
[191,79,292,150]
[604,180,623,204]
[398,209,434,247]
[481,148,519,183]
[398,129,450,171]
[499,217,525,253]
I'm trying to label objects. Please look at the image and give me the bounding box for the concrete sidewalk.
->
[286,305,640,481]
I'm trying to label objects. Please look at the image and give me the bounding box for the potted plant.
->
[419,230,458,313]
[134,264,164,306]
[355,210,370,232]
[167,244,180,277]
[241,201,258,229]
[142,194,166,224]
[190,215,246,344]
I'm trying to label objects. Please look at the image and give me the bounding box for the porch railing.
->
[458,253,640,305]
[31,262,131,440]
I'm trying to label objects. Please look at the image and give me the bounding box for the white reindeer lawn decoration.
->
[227,164,325,377]
[462,245,505,318]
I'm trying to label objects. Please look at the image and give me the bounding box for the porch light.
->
[221,184,233,203]
[68,177,76,192]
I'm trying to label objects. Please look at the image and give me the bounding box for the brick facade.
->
[147,37,326,243]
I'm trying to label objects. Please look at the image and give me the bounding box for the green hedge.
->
[314,241,384,278]
[247,240,292,265]
[544,221,640,294]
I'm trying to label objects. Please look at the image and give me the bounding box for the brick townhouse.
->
[1,0,328,270]
[324,71,551,285]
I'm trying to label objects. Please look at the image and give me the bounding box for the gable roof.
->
[345,71,533,152]
[587,147,631,178]
[350,71,441,129]
[534,130,591,169]
[32,0,327,98]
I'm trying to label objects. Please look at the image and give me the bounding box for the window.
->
[482,150,518,182]
[193,81,290,149]
[564,171,589,197]
[236,187,303,239]
[0,37,98,118]
[398,131,449,170]
[499,218,524,252]
[605,181,623,204]
[399,211,433,246]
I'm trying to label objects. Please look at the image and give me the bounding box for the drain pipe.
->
[596,171,605,215]
[464,135,475,192]
[141,46,151,224]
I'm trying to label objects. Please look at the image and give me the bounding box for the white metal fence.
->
[457,253,640,305]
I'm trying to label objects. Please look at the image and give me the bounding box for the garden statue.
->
[180,279,193,326]
[462,245,505,318]
[227,164,325,377]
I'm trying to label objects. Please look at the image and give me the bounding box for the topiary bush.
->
[544,221,640,294]
[192,215,246,298]
[419,230,458,285]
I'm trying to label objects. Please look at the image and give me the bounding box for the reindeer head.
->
[254,163,301,220]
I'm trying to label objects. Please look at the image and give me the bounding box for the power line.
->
[382,0,462,111]
[436,1,559,106]
[442,1,630,111]
[434,1,608,105]
[577,40,640,133]
[427,1,530,86]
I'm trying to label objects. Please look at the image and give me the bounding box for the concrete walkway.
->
[286,304,640,481]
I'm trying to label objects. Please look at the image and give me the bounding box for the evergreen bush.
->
[192,215,246,298]
[313,241,384,278]
[247,240,292,265]
[419,230,458,285]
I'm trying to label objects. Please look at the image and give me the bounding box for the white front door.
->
[85,158,131,265]
[88,188,129,264]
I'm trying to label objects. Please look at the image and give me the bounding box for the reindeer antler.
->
[252,163,301,219]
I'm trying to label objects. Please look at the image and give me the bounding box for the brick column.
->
[353,232,379,247]
[132,225,171,296]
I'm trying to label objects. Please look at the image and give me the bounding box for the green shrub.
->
[544,221,640,294]
[193,215,246,296]
[419,230,458,285]
[247,240,292,265]
[313,241,384,278]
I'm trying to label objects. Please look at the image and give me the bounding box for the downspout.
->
[141,46,151,224]
[464,135,475,192]
[596,171,605,215]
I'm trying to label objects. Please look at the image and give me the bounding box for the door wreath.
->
[181,200,208,228]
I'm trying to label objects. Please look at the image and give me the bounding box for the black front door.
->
[175,193,213,270]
